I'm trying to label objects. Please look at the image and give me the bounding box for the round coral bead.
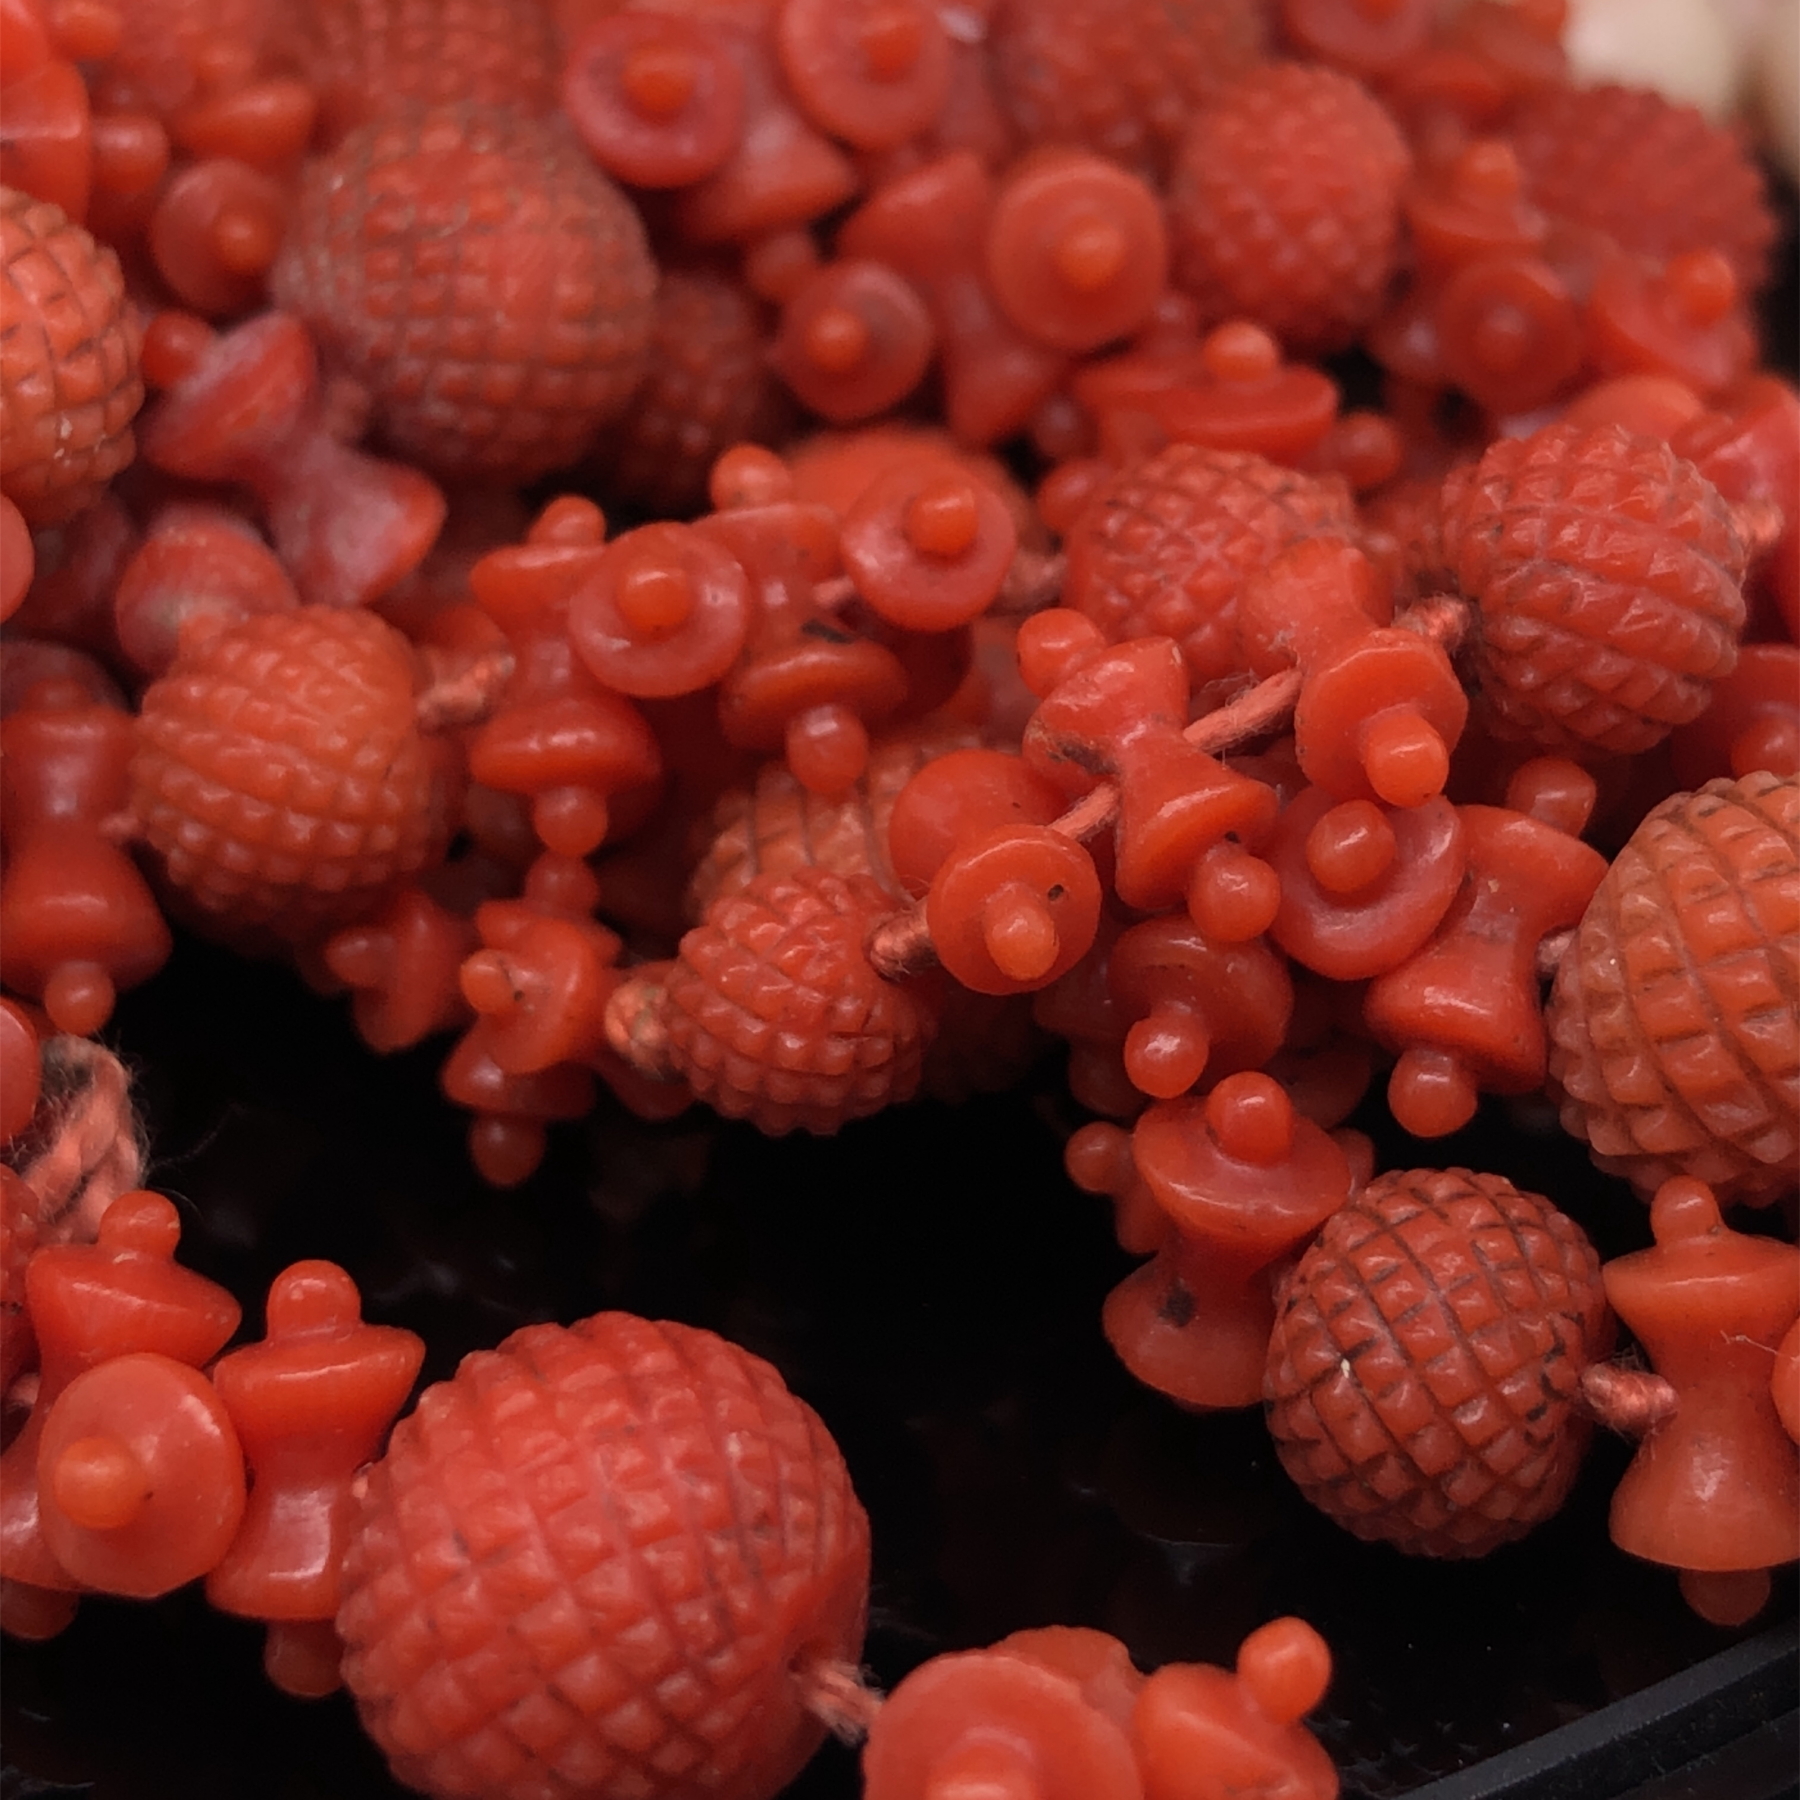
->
[1506,84,1776,293]
[294,0,560,141]
[272,103,655,483]
[591,265,785,518]
[1548,773,1800,1206]
[127,607,447,940]
[1062,442,1358,697]
[663,866,930,1136]
[1168,62,1410,355]
[988,0,1267,183]
[1436,422,1748,757]
[337,1311,870,1800]
[0,187,144,527]
[1265,1167,1611,1559]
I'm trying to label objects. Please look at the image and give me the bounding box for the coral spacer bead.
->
[337,1311,870,1800]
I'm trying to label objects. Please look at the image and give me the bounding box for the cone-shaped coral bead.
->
[337,1312,870,1800]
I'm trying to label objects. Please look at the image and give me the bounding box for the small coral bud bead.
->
[786,701,869,797]
[48,1433,151,1531]
[1016,609,1107,698]
[1358,706,1450,809]
[710,442,794,510]
[1205,1071,1295,1166]
[906,478,980,558]
[1237,1617,1333,1727]
[983,886,1061,985]
[1388,1043,1481,1138]
[619,568,687,640]
[1187,842,1281,943]
[1305,799,1395,895]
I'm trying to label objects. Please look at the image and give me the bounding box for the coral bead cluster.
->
[1,0,1798,1796]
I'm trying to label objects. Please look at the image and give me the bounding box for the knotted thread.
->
[7,1035,143,1245]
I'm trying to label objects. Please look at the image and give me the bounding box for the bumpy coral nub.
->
[1437,423,1748,757]
[1063,443,1358,697]
[1548,774,1800,1206]
[1265,1167,1611,1558]
[272,103,655,483]
[1168,63,1410,355]
[1,188,144,527]
[337,1312,870,1800]
[128,608,445,940]
[664,866,930,1136]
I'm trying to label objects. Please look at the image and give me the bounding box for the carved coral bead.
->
[337,1312,869,1800]
[1265,1167,1611,1558]
[1062,443,1358,700]
[0,186,143,526]
[128,606,448,940]
[663,865,930,1136]
[988,0,1267,184]
[1547,773,1799,1205]
[272,103,655,483]
[1436,422,1748,756]
[1168,63,1410,355]
[1505,83,1776,292]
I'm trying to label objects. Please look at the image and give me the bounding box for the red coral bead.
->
[337,1312,870,1800]
[1062,442,1358,699]
[271,103,655,483]
[0,186,143,526]
[128,606,449,940]
[1264,1166,1611,1558]
[590,265,785,518]
[1168,62,1410,355]
[1436,422,1748,756]
[663,865,930,1136]
[1547,773,1800,1206]
[988,0,1267,184]
[295,0,559,142]
[1505,83,1776,293]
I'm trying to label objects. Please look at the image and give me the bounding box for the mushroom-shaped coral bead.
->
[127,607,449,941]
[1,187,144,527]
[272,103,655,484]
[1548,773,1800,1206]
[336,1311,871,1800]
[1264,1167,1612,1559]
[1436,423,1748,758]
[661,866,931,1136]
[1168,63,1410,356]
